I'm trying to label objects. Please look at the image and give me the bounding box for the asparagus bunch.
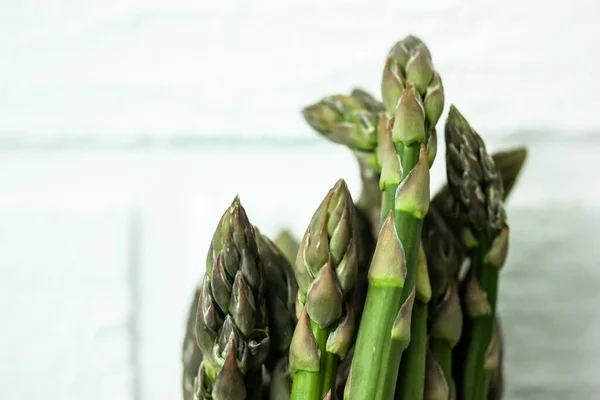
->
[182,32,529,400]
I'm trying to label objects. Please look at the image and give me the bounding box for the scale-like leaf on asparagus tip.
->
[492,148,528,197]
[322,390,333,400]
[395,144,431,218]
[381,56,405,115]
[424,346,450,400]
[416,242,432,303]
[392,82,426,146]
[301,95,361,135]
[335,234,358,296]
[379,119,403,190]
[326,305,356,359]
[368,212,406,287]
[289,308,321,373]
[424,72,445,128]
[465,274,493,318]
[484,322,501,371]
[485,223,510,269]
[229,271,257,337]
[212,335,247,400]
[351,88,386,114]
[391,287,416,344]
[427,128,438,168]
[193,362,212,400]
[196,278,220,359]
[406,44,434,95]
[344,366,352,400]
[388,39,411,66]
[430,283,463,347]
[306,257,344,328]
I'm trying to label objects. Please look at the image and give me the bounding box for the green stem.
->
[381,186,396,226]
[394,301,428,400]
[347,285,403,400]
[321,351,339,397]
[291,322,330,400]
[429,339,453,392]
[291,371,319,400]
[463,239,498,400]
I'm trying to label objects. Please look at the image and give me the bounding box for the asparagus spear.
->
[422,207,464,395]
[194,197,270,400]
[302,88,386,245]
[348,35,443,400]
[444,105,509,400]
[255,230,299,371]
[430,147,527,245]
[182,286,203,400]
[274,230,300,265]
[301,93,379,154]
[290,179,359,399]
[269,357,293,400]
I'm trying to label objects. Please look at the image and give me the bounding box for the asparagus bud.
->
[195,197,270,398]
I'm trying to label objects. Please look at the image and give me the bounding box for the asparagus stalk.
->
[290,179,359,399]
[348,35,443,400]
[423,207,464,395]
[194,197,270,400]
[445,105,509,400]
[386,38,441,400]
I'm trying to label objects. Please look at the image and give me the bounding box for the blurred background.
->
[1,0,600,399]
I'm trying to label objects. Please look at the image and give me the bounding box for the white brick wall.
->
[1,0,599,141]
[1,1,600,399]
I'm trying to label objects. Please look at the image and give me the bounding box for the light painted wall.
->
[1,1,600,399]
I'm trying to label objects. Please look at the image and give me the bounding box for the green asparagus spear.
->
[194,197,270,399]
[290,179,359,399]
[385,37,440,400]
[269,357,293,400]
[255,230,299,371]
[422,207,464,395]
[445,105,509,400]
[430,147,527,244]
[274,230,301,265]
[301,93,379,154]
[349,35,442,400]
